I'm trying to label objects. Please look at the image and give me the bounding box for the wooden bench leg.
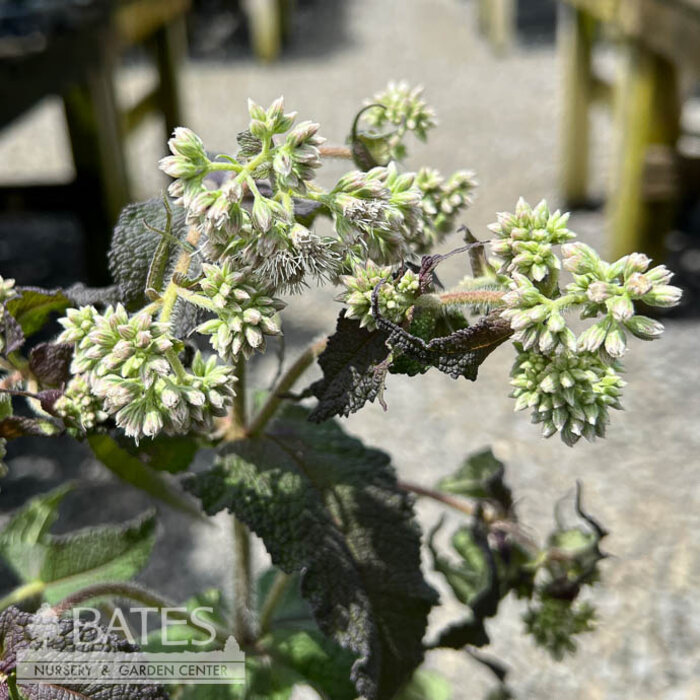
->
[490,0,515,54]
[559,5,595,208]
[63,33,130,285]
[244,0,283,63]
[607,41,680,261]
[154,16,187,138]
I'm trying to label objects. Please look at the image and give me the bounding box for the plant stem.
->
[439,290,505,307]
[232,516,254,645]
[0,580,45,610]
[159,226,202,323]
[259,570,290,635]
[319,145,352,159]
[247,336,328,437]
[397,480,499,523]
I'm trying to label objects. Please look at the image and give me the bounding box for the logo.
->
[16,606,245,686]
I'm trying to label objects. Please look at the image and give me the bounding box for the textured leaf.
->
[0,485,72,582]
[0,606,169,700]
[0,487,157,605]
[372,289,512,380]
[109,199,187,308]
[63,283,123,308]
[38,510,157,604]
[436,449,513,513]
[393,670,451,700]
[0,307,24,356]
[5,288,70,337]
[28,344,73,388]
[185,405,438,700]
[88,434,204,519]
[307,312,391,423]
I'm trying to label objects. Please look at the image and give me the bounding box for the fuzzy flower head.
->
[272,120,326,192]
[363,81,437,159]
[54,374,109,434]
[414,167,477,250]
[563,244,682,359]
[159,127,210,208]
[195,260,284,360]
[340,261,420,331]
[0,276,16,304]
[501,274,576,354]
[489,198,574,283]
[510,348,626,446]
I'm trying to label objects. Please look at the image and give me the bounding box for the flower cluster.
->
[563,243,680,358]
[414,167,477,250]
[329,164,423,264]
[501,274,576,354]
[57,305,236,439]
[363,81,437,160]
[193,260,284,360]
[271,119,325,192]
[489,198,574,284]
[340,261,420,330]
[510,349,625,446]
[494,198,683,444]
[54,374,109,434]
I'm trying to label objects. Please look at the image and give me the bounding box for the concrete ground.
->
[1,1,699,698]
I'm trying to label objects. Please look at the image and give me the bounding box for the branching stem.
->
[439,290,505,307]
[247,336,328,437]
[397,480,499,523]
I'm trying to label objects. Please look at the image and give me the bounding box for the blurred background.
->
[0,1,699,698]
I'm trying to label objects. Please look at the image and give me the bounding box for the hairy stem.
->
[0,580,45,610]
[159,226,202,323]
[247,336,328,437]
[319,145,353,159]
[259,570,290,635]
[439,290,505,307]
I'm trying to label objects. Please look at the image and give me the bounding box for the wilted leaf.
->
[0,487,157,605]
[5,288,70,337]
[373,288,512,380]
[29,344,73,388]
[0,606,169,700]
[88,434,204,519]
[437,448,513,513]
[185,405,438,700]
[307,312,391,423]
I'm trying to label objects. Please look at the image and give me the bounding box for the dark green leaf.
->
[307,312,391,423]
[109,199,187,308]
[88,434,205,519]
[28,343,73,388]
[0,605,169,700]
[185,405,438,700]
[5,288,70,337]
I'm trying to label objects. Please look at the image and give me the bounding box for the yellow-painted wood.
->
[607,40,680,260]
[115,0,191,47]
[244,0,283,62]
[560,6,596,207]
